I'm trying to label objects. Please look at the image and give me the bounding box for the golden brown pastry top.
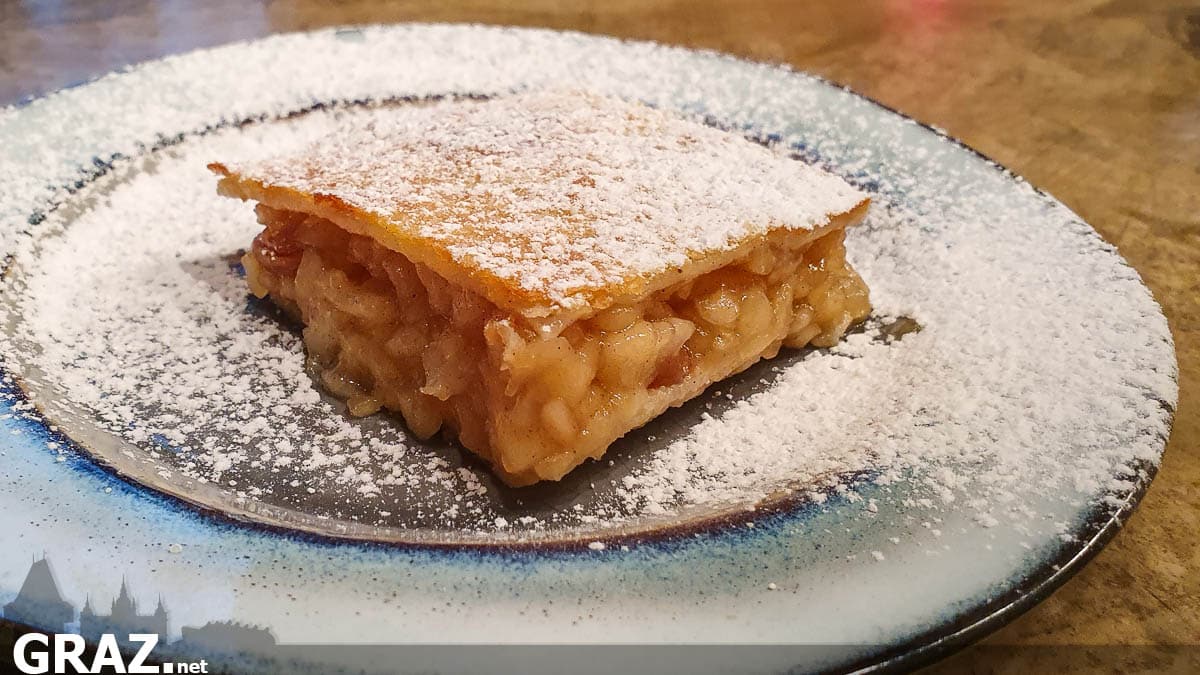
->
[211,90,868,324]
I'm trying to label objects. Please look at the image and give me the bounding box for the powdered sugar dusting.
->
[221,90,863,310]
[0,26,1175,545]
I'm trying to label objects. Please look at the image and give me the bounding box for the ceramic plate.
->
[0,25,1177,674]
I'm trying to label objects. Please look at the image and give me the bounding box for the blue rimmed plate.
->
[0,24,1176,674]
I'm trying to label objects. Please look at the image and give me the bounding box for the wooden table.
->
[2,1,1196,670]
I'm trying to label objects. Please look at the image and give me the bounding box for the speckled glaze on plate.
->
[0,25,1176,674]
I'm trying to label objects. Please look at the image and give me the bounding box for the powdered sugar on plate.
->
[0,26,1176,544]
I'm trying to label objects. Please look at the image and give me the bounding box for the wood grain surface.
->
[1,1,1197,671]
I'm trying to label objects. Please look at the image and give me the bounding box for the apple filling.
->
[243,204,870,485]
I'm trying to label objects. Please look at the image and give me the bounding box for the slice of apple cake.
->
[210,90,871,486]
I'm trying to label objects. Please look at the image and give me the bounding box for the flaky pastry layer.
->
[211,90,868,326]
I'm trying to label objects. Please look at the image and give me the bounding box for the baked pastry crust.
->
[212,91,871,485]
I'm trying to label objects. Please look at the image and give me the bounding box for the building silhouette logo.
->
[179,620,277,656]
[2,556,74,634]
[79,578,168,646]
[2,555,276,664]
